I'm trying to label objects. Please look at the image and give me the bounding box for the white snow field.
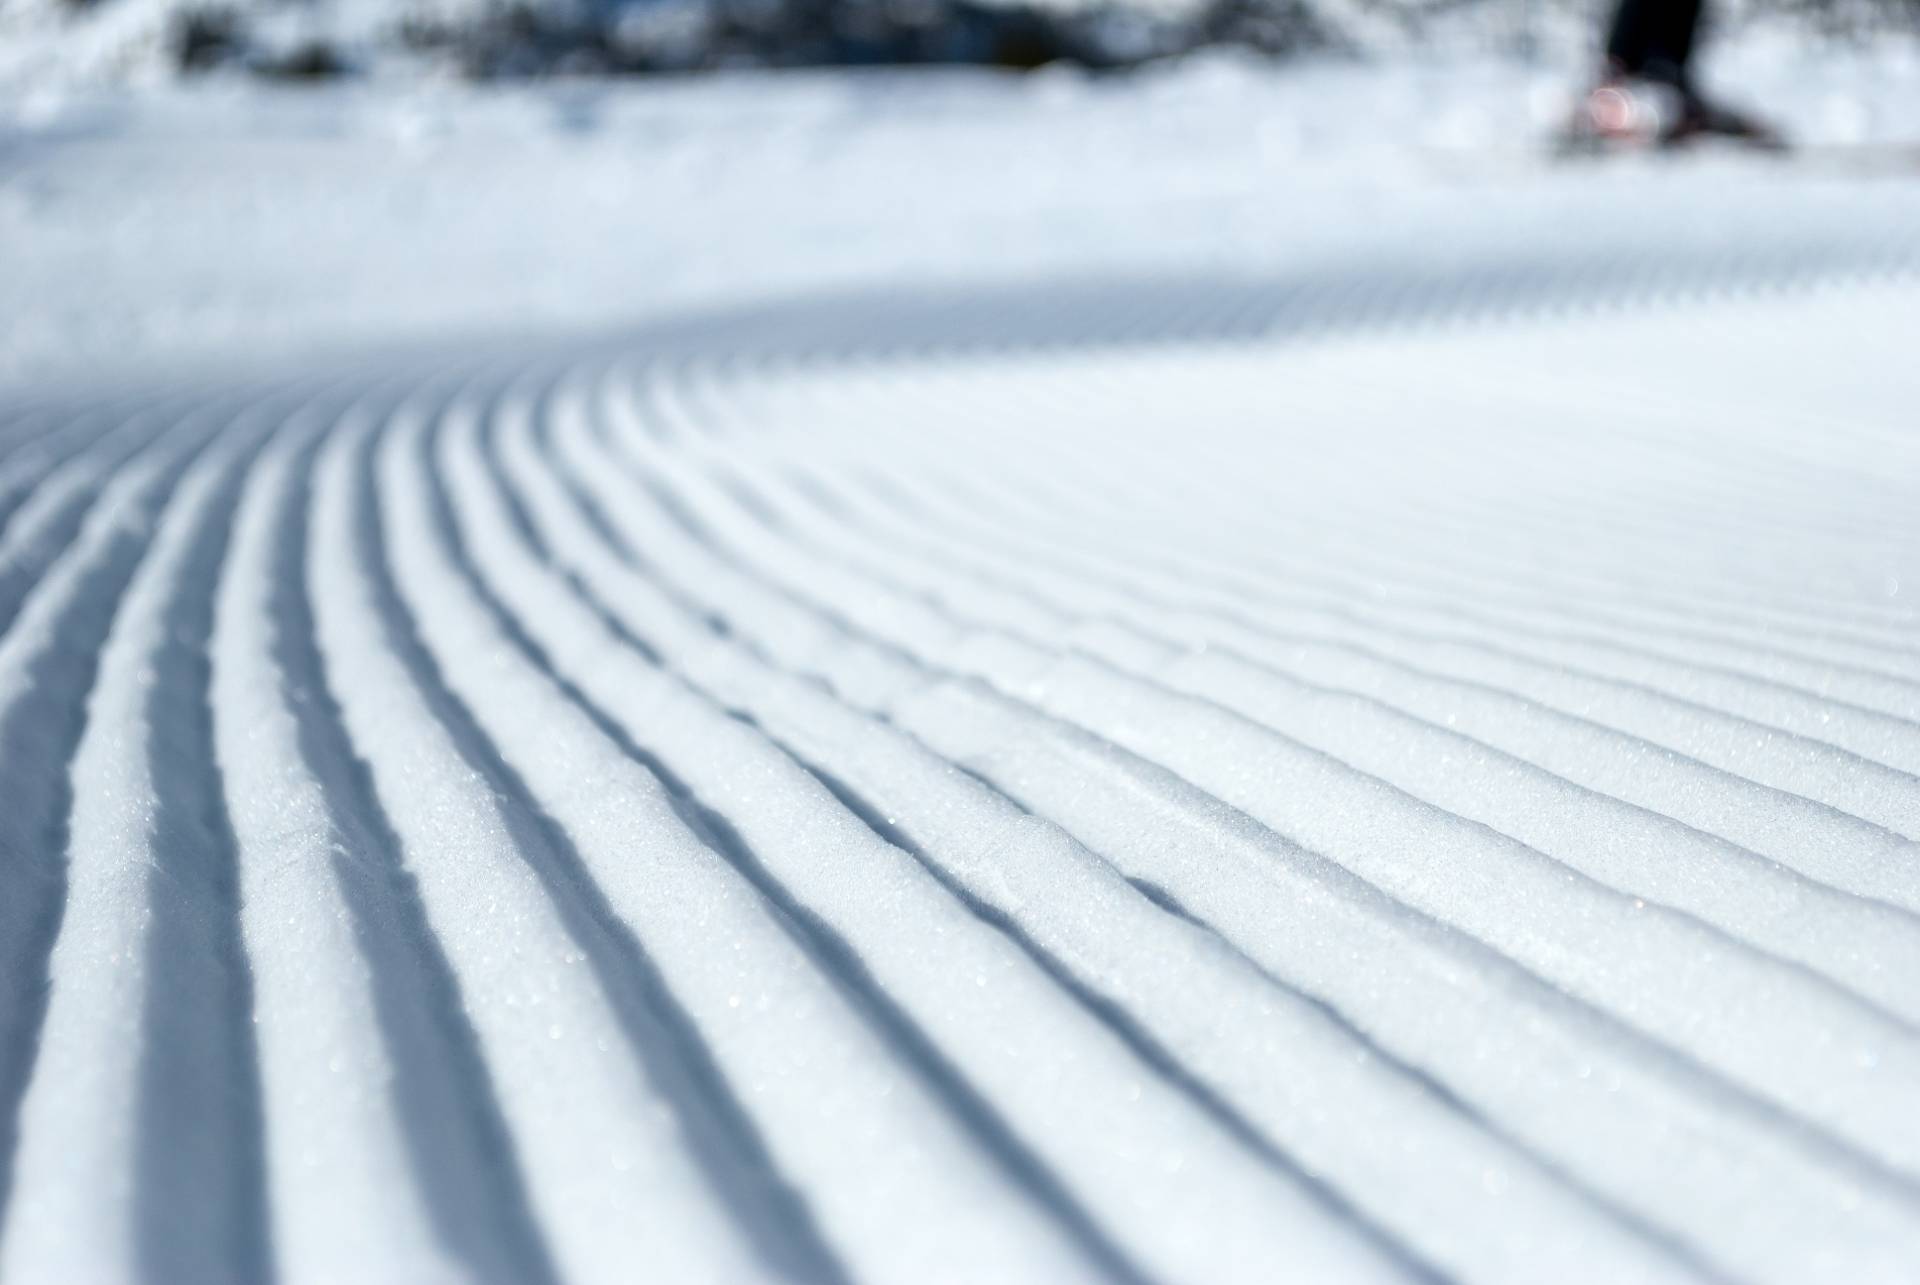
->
[4,46,1920,1285]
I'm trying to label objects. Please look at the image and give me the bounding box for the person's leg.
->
[1586,0,1777,145]
[1605,0,1704,86]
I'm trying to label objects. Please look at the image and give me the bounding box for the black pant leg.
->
[1605,0,1704,82]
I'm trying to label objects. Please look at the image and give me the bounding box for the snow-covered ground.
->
[5,32,1920,386]
[3,33,1920,1285]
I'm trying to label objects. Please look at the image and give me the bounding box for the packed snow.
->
[2,23,1920,1285]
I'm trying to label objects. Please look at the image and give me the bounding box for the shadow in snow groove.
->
[136,424,277,1284]
[484,374,1423,1279]
[0,404,133,545]
[513,377,1744,1281]
[1109,869,1737,1285]
[775,744,1451,1285]
[445,385,1151,1285]
[582,372,1920,1222]
[0,399,239,1232]
[821,471,1920,1029]
[357,394,851,1285]
[273,420,561,1285]
[0,408,193,645]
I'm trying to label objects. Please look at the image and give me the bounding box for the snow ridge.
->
[0,268,1919,1282]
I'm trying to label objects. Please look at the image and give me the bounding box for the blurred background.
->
[2,0,1916,389]
[3,0,1916,87]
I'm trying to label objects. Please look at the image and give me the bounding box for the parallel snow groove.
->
[0,389,271,1258]
[693,346,1920,843]
[781,461,1920,1022]
[479,379,1459,1280]
[495,371,1714,1284]
[331,389,824,1285]
[217,391,560,1284]
[623,371,1920,1181]
[427,378,1396,1284]
[562,370,1920,1282]
[851,491,1920,909]
[418,376,1134,1285]
[0,394,281,1281]
[2,272,1920,1282]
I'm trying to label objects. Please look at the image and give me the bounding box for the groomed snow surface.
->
[4,52,1920,1285]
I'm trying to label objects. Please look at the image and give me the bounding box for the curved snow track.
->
[1,262,1919,1285]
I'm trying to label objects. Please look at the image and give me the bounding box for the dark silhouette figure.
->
[1605,0,1704,89]
[1577,0,1780,147]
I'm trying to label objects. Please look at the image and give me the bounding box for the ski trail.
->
[307,392,779,1285]
[550,360,1920,1282]
[679,418,1920,1188]
[618,391,1920,1175]
[2,264,1918,1281]
[410,376,1120,1283]
[783,456,1920,1022]
[826,359,1920,829]
[898,492,1920,886]
[495,368,1713,1284]
[212,389,560,1284]
[0,399,274,1281]
[425,375,1400,1283]
[0,389,260,1248]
